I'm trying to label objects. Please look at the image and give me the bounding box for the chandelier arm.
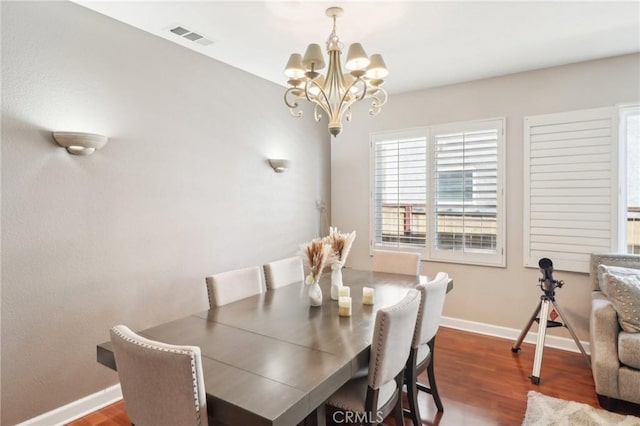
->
[339,78,367,108]
[305,79,334,119]
[304,79,322,103]
[313,104,323,122]
[368,87,388,116]
[332,78,366,124]
[340,78,367,112]
[336,98,354,123]
[284,88,304,117]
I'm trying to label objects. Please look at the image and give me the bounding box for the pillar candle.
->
[363,287,375,305]
[338,286,350,298]
[338,296,352,317]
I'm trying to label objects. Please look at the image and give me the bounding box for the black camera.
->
[538,257,563,293]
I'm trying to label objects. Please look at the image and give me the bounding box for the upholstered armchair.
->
[589,253,640,409]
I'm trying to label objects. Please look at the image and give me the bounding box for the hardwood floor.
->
[67,327,640,426]
[66,401,130,426]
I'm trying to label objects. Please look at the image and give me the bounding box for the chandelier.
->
[283,6,388,137]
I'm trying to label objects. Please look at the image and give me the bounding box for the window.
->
[371,129,428,248]
[429,120,505,266]
[370,119,505,267]
[620,105,640,254]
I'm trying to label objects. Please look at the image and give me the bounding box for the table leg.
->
[300,404,325,426]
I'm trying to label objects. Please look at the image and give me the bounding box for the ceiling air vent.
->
[168,25,214,46]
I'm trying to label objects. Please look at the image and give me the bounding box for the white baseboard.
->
[18,318,591,425]
[17,384,122,426]
[441,316,591,355]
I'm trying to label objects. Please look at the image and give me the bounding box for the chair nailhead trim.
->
[113,327,203,426]
[371,292,418,388]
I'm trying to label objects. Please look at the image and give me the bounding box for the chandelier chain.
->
[327,14,342,52]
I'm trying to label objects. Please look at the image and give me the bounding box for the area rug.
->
[523,391,640,425]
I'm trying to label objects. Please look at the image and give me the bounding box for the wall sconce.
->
[269,159,290,173]
[53,131,108,155]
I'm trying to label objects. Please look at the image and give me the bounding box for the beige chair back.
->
[412,272,449,348]
[205,265,264,307]
[264,256,304,290]
[368,289,421,390]
[110,325,208,426]
[372,250,421,275]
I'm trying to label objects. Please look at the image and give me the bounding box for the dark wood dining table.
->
[96,269,453,426]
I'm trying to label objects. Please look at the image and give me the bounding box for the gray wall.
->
[332,53,640,342]
[1,1,330,424]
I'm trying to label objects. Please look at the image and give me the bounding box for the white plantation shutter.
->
[429,119,505,266]
[371,129,428,251]
[524,107,618,273]
[370,119,505,267]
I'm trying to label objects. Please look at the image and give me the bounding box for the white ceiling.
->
[74,1,640,94]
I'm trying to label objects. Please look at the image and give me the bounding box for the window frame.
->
[369,127,429,255]
[369,118,506,268]
[618,104,640,254]
[428,119,506,267]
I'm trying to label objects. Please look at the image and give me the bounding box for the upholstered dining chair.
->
[263,256,304,290]
[110,325,208,426]
[205,265,264,307]
[372,250,421,276]
[325,289,421,426]
[405,272,450,423]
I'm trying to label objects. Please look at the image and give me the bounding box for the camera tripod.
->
[512,259,591,384]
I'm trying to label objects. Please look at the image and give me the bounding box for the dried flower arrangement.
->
[303,238,332,284]
[325,227,356,266]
